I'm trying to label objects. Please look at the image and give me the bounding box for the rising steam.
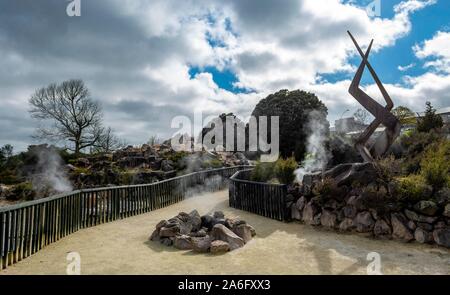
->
[30,145,73,195]
[295,110,330,183]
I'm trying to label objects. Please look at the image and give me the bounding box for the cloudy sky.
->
[1,0,450,151]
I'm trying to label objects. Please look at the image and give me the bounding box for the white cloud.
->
[414,31,450,73]
[398,63,415,71]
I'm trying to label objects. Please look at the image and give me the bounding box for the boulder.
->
[391,213,414,242]
[213,211,225,219]
[346,195,366,211]
[232,224,253,243]
[373,220,392,238]
[404,209,438,224]
[416,222,434,232]
[414,201,439,216]
[339,218,355,231]
[291,205,302,220]
[302,202,320,225]
[159,226,180,237]
[414,228,433,244]
[189,210,202,231]
[248,225,256,237]
[155,220,169,230]
[174,235,192,250]
[212,224,245,250]
[320,210,337,228]
[323,199,340,210]
[434,221,446,229]
[161,159,174,172]
[201,215,215,230]
[191,235,212,253]
[432,228,450,248]
[210,240,230,254]
[160,238,173,246]
[323,162,377,187]
[407,220,416,231]
[295,196,307,211]
[149,229,160,241]
[342,205,357,219]
[444,204,450,218]
[354,211,375,233]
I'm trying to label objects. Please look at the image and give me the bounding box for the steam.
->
[30,145,73,195]
[295,110,330,183]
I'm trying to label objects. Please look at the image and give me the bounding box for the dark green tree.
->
[251,89,328,161]
[417,102,443,133]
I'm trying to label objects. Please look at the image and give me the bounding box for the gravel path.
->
[2,190,449,275]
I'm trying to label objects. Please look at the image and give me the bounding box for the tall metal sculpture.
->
[347,31,401,162]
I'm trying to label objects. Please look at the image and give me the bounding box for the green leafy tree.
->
[251,89,328,161]
[417,102,443,133]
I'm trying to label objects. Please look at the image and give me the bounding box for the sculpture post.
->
[347,31,401,162]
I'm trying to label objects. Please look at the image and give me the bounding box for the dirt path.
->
[2,190,449,275]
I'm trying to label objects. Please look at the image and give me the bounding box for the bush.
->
[420,140,450,191]
[274,156,297,184]
[394,175,431,203]
[250,161,276,183]
[312,177,345,199]
[374,155,401,185]
[417,101,443,133]
[7,182,36,201]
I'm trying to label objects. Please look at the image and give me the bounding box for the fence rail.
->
[0,166,250,270]
[228,169,290,222]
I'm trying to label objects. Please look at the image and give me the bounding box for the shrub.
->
[7,182,36,201]
[274,156,297,184]
[250,161,276,183]
[420,140,450,191]
[312,177,345,199]
[394,175,431,203]
[374,155,400,185]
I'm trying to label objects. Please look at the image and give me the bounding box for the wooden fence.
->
[0,166,249,270]
[228,169,290,222]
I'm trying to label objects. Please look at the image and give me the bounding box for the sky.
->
[0,0,450,151]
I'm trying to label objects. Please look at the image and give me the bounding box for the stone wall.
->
[289,186,450,248]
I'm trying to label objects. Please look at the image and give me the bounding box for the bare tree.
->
[29,79,103,154]
[353,108,370,125]
[147,135,160,146]
[93,127,127,153]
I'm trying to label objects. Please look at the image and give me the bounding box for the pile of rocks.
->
[149,210,256,254]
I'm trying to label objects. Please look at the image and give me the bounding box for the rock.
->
[354,211,375,233]
[248,225,256,237]
[346,195,366,211]
[404,209,438,224]
[432,228,450,248]
[155,220,169,230]
[414,201,439,216]
[434,221,446,229]
[149,229,160,241]
[323,199,340,210]
[302,202,320,225]
[212,224,245,250]
[339,218,355,231]
[417,222,433,232]
[373,220,392,238]
[160,238,173,246]
[192,229,207,237]
[213,211,225,219]
[295,196,307,211]
[391,213,414,242]
[161,159,174,172]
[232,224,253,243]
[323,162,377,187]
[174,235,192,250]
[189,210,202,231]
[313,213,322,226]
[342,205,357,219]
[191,235,212,253]
[443,204,450,218]
[434,188,450,206]
[291,205,302,220]
[201,215,215,230]
[414,228,433,244]
[210,240,230,254]
[159,226,180,237]
[407,220,416,231]
[320,210,337,228]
